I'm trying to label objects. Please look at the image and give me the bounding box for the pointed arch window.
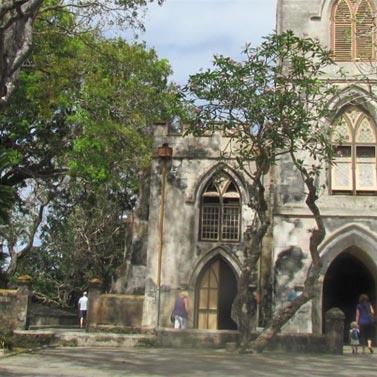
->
[200,174,241,241]
[331,107,377,194]
[332,0,375,61]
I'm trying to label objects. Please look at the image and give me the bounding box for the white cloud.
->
[140,0,277,83]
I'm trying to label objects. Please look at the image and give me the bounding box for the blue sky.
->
[140,0,278,84]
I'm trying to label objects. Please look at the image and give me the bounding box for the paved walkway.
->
[0,347,376,377]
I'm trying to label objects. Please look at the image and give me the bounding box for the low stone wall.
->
[157,330,331,353]
[28,303,78,329]
[13,330,57,348]
[157,329,239,349]
[0,289,18,329]
[158,308,344,354]
[88,290,144,330]
[0,276,32,330]
[267,334,327,353]
[13,330,156,348]
[89,325,154,334]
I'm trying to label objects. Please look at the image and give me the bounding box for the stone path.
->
[0,347,376,377]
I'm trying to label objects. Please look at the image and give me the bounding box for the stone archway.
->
[311,224,377,334]
[322,247,377,339]
[195,256,238,330]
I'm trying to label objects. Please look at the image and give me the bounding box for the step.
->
[14,329,156,348]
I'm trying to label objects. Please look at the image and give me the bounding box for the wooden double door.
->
[196,258,237,330]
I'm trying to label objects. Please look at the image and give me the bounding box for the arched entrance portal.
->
[323,249,376,338]
[196,257,238,330]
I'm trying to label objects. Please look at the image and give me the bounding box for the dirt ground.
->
[0,346,376,377]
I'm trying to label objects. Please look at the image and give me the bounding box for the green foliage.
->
[185,31,338,176]
[16,183,130,306]
[0,150,15,224]
[1,13,176,191]
[1,6,182,293]
[184,31,340,350]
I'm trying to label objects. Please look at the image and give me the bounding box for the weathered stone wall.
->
[136,0,377,336]
[0,276,32,330]
[88,280,144,330]
[278,0,377,81]
[273,0,377,334]
[28,303,77,329]
[156,329,239,349]
[0,289,19,329]
[96,295,144,328]
[156,308,344,353]
[142,125,260,328]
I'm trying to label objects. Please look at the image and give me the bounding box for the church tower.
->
[274,0,377,335]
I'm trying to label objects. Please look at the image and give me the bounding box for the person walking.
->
[173,290,188,329]
[78,291,88,329]
[349,321,360,355]
[356,293,375,353]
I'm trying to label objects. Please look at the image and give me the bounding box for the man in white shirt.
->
[78,292,88,329]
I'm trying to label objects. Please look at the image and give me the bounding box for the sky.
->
[139,0,278,84]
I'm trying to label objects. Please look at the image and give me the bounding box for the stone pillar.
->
[87,278,102,331]
[325,307,345,354]
[16,275,33,330]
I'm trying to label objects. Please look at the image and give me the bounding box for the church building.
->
[122,0,377,337]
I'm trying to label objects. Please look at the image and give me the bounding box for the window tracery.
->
[200,173,241,241]
[332,0,375,61]
[332,107,377,193]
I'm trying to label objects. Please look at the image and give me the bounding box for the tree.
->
[0,149,15,223]
[1,9,176,186]
[185,31,338,352]
[14,181,130,306]
[0,10,179,286]
[0,0,164,108]
[0,184,48,286]
[0,10,175,190]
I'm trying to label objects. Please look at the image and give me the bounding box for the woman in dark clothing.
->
[356,294,375,353]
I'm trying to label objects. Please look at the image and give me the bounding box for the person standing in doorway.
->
[356,294,375,353]
[78,291,88,329]
[349,321,360,355]
[173,290,188,329]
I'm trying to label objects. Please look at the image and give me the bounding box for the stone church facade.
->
[125,0,377,336]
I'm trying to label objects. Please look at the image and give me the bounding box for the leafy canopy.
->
[185,31,338,176]
[0,9,178,194]
[0,7,181,291]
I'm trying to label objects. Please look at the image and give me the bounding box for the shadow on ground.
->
[0,347,375,377]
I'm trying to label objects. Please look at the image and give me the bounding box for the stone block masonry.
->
[0,275,32,331]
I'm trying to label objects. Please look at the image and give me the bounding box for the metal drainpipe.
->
[156,143,173,329]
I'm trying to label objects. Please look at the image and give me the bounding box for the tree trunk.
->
[234,170,270,352]
[0,0,43,108]
[2,203,46,286]
[249,169,325,353]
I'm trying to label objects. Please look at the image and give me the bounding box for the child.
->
[349,321,360,354]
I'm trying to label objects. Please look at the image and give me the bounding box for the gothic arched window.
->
[331,107,377,193]
[200,174,241,241]
[332,0,375,61]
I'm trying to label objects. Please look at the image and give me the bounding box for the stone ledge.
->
[14,329,156,348]
[156,329,239,349]
[157,329,329,353]
[89,325,154,335]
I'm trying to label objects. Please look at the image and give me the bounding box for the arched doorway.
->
[323,248,376,339]
[196,257,238,330]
